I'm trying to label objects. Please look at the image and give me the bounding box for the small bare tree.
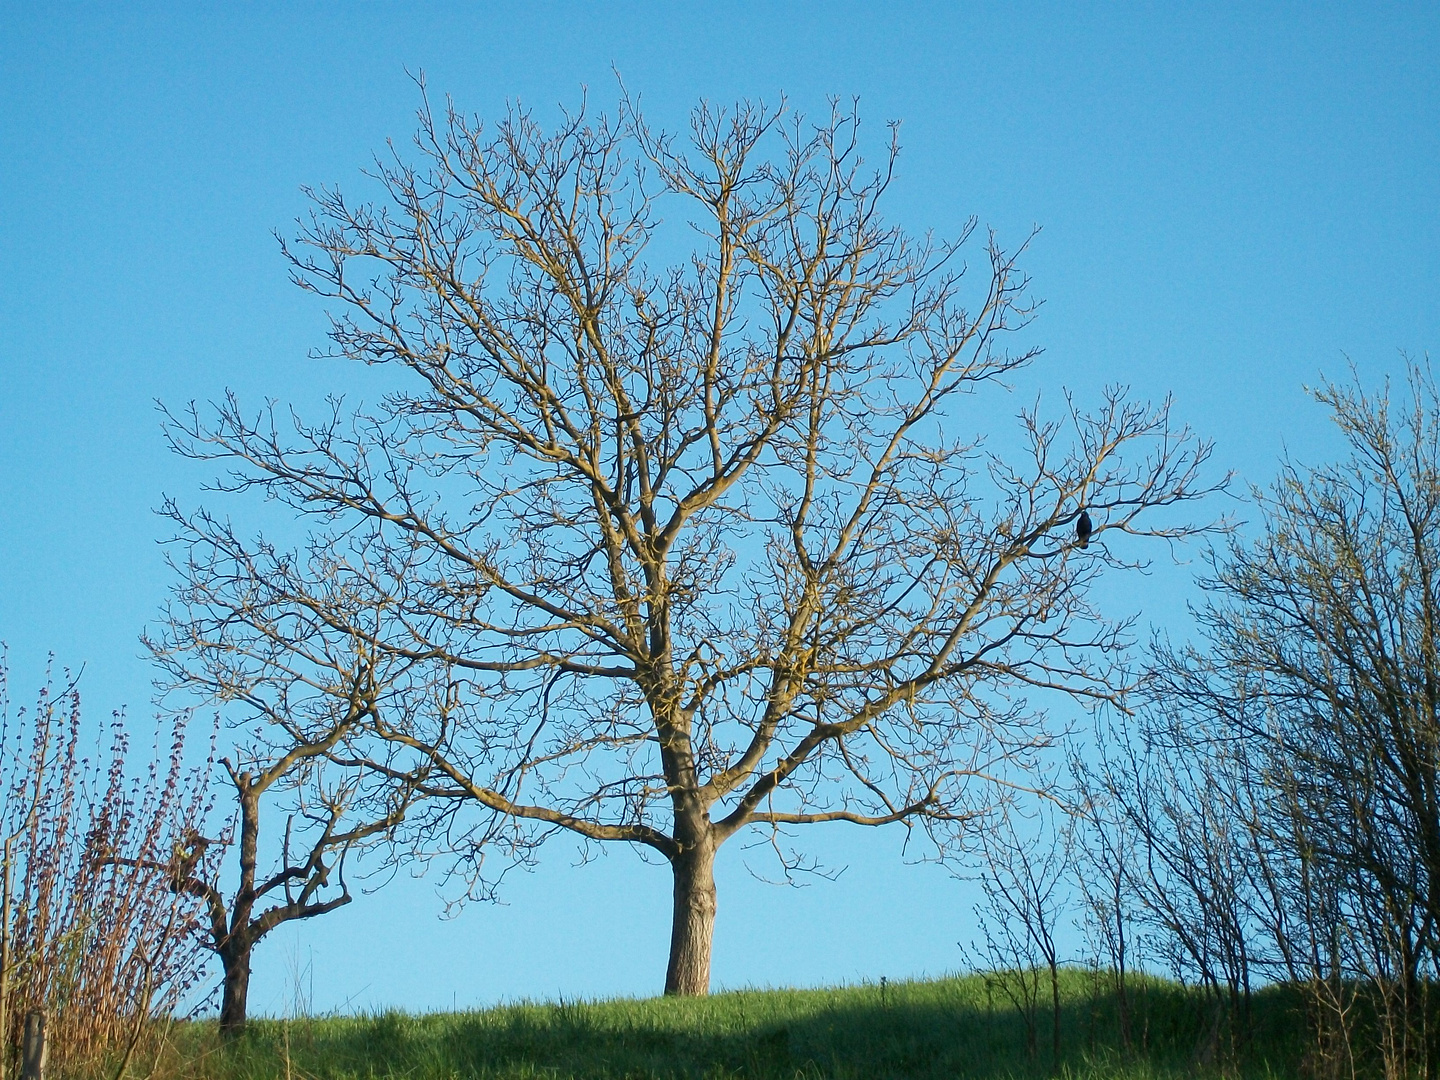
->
[962,804,1071,1068]
[146,622,423,1037]
[1141,362,1440,1077]
[1068,769,1142,1055]
[1087,703,1262,1068]
[158,86,1219,995]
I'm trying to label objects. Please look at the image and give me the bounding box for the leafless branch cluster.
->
[1068,362,1440,1077]
[961,804,1070,1067]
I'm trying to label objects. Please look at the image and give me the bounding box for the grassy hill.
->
[128,971,1309,1080]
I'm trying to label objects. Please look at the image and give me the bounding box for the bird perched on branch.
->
[1076,509,1093,549]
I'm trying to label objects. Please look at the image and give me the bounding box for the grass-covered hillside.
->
[141,971,1307,1080]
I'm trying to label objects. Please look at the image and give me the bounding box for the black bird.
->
[1076,509,1093,549]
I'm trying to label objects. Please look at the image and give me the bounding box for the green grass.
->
[141,971,1307,1080]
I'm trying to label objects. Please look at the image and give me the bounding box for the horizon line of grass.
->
[81,968,1315,1080]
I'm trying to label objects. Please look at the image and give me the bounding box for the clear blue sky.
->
[2,2,1437,1014]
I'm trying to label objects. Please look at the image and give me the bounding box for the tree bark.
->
[215,783,259,1039]
[218,941,251,1039]
[664,840,717,996]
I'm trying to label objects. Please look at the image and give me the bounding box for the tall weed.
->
[0,655,219,1075]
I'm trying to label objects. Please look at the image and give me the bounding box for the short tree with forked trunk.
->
[158,87,1219,995]
[145,631,422,1036]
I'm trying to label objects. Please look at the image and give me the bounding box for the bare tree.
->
[1086,703,1263,1067]
[157,86,1218,995]
[1068,775,1142,1054]
[145,623,422,1037]
[1134,362,1440,1076]
[962,804,1071,1069]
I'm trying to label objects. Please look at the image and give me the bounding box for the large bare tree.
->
[157,89,1217,995]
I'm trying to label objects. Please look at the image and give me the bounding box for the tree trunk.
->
[664,841,717,996]
[218,942,252,1039]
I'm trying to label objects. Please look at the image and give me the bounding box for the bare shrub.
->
[1068,780,1144,1055]
[961,804,1071,1068]
[0,655,217,1075]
